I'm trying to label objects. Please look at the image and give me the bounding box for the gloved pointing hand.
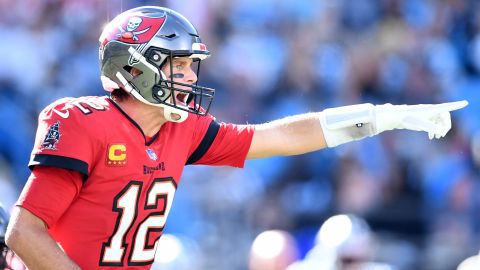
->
[374,100,469,140]
[320,100,469,147]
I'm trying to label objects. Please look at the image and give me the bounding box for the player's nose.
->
[184,67,197,84]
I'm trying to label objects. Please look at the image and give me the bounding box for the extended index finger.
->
[428,100,469,114]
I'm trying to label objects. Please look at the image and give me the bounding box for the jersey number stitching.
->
[99,178,177,266]
[71,97,109,115]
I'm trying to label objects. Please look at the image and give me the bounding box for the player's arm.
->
[6,166,84,270]
[247,113,327,159]
[247,101,468,159]
[6,207,81,270]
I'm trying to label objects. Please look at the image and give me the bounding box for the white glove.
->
[374,100,468,140]
[319,100,468,147]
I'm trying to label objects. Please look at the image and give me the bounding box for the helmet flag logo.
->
[116,17,150,41]
[103,15,166,45]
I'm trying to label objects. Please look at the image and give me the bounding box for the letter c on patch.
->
[108,144,126,161]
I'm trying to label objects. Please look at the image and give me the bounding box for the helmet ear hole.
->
[123,66,143,78]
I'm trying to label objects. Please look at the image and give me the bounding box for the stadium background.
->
[0,0,479,269]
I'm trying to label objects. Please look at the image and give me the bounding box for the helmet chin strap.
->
[157,70,189,123]
[162,105,188,123]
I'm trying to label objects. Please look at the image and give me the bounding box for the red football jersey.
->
[17,96,254,269]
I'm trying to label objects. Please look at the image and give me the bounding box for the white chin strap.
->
[162,105,188,123]
[114,72,189,123]
[158,70,189,123]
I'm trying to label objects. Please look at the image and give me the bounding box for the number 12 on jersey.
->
[99,178,177,266]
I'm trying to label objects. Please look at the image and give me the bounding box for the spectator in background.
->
[287,214,395,270]
[249,230,299,270]
[456,252,480,270]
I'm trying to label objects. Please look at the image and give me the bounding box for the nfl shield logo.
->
[146,149,158,161]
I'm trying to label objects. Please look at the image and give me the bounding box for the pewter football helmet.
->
[99,6,214,122]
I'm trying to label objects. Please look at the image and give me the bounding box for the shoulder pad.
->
[41,96,111,120]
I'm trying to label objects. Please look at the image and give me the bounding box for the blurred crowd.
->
[1,0,480,269]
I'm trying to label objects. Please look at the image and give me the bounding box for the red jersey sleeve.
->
[28,98,96,177]
[17,166,83,228]
[186,114,255,168]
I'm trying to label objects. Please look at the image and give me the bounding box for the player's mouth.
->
[175,92,188,106]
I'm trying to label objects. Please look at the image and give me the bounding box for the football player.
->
[5,6,467,270]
